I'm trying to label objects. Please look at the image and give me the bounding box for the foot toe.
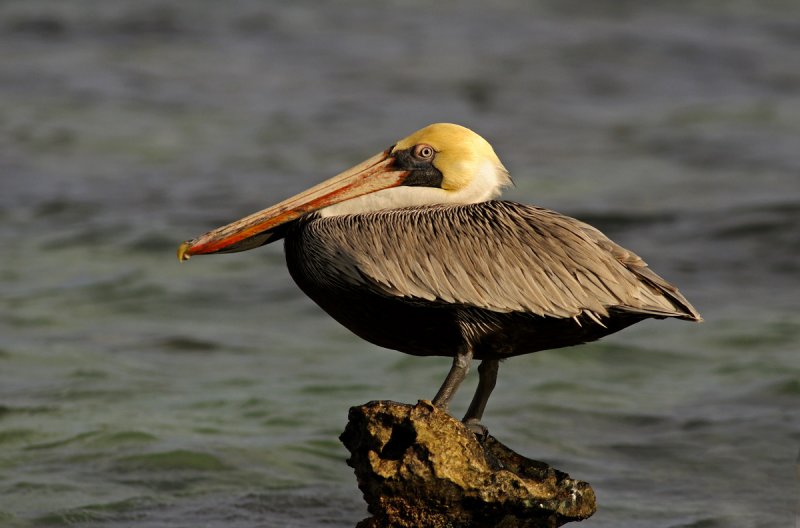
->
[462,418,489,438]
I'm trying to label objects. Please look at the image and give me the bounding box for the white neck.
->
[319,160,510,217]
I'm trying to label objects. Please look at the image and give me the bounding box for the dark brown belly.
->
[288,279,466,357]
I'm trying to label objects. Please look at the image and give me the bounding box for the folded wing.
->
[307,201,701,322]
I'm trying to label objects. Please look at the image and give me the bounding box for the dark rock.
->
[340,400,596,528]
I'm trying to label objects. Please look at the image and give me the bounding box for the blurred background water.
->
[1,1,798,527]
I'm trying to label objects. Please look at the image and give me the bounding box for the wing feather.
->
[303,201,700,321]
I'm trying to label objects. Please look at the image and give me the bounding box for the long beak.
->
[177,148,408,261]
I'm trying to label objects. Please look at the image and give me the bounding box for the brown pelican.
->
[178,123,701,431]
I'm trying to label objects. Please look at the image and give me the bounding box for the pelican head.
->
[178,123,511,260]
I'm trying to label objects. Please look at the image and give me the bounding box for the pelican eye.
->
[413,144,435,161]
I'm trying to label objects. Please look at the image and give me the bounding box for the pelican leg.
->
[432,346,473,411]
[462,359,499,435]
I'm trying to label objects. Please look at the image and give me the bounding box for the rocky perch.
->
[340,400,596,528]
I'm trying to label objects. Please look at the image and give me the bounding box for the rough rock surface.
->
[340,400,596,528]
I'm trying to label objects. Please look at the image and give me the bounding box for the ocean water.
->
[1,1,799,527]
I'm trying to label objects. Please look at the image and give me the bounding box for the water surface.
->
[1,2,799,527]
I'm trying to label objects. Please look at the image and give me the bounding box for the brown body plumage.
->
[286,201,700,361]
